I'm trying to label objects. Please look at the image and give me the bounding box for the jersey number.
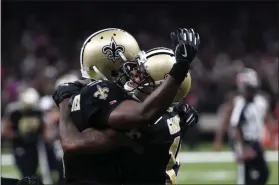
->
[71,95,81,112]
[166,136,181,185]
[18,117,40,135]
[166,115,181,184]
[167,115,181,135]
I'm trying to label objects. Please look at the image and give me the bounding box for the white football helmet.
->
[80,28,141,81]
[19,87,40,108]
[236,68,259,91]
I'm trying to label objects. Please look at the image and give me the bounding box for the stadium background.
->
[1,1,278,184]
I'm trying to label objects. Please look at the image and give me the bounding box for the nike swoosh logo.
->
[182,45,187,57]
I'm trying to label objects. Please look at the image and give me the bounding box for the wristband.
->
[168,63,190,84]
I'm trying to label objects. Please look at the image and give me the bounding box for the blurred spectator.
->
[1,1,278,115]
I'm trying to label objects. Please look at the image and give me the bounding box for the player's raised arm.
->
[108,28,200,129]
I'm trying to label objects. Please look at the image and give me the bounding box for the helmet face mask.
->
[116,60,156,95]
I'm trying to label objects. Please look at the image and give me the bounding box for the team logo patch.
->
[94,85,109,100]
[102,37,125,62]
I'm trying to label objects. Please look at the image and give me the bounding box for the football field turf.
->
[1,151,278,184]
[177,161,278,184]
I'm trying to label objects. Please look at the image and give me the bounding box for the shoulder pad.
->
[81,80,124,102]
[79,80,131,127]
[73,79,92,87]
[52,82,83,106]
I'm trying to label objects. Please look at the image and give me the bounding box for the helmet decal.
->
[102,37,125,62]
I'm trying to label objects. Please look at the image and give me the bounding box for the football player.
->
[53,28,200,184]
[119,47,199,185]
[2,88,44,179]
[53,28,148,184]
[229,68,273,185]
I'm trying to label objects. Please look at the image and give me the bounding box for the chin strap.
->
[81,69,90,79]
[81,66,108,80]
[92,66,108,80]
[124,81,135,92]
[124,81,142,102]
[132,94,141,102]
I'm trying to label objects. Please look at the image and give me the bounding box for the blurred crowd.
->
[2,2,278,116]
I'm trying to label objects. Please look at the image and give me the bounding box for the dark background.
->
[1,1,278,114]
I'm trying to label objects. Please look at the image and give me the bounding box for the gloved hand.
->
[173,102,199,129]
[170,28,200,67]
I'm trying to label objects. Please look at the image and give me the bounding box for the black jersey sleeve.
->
[80,80,132,128]
[53,82,83,106]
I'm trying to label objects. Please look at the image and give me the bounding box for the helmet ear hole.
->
[100,37,103,39]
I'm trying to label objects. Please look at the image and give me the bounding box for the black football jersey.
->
[121,108,182,185]
[63,80,132,184]
[4,102,44,147]
[75,80,133,130]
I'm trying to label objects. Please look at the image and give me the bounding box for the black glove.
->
[52,79,91,106]
[173,102,199,129]
[170,28,200,66]
[52,83,80,106]
[17,177,43,185]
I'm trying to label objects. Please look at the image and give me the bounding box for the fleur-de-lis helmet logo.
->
[102,37,125,62]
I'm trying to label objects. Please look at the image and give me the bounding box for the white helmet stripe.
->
[145,47,174,59]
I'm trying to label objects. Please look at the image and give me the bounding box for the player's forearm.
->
[214,128,225,143]
[58,99,84,151]
[137,60,192,126]
[59,100,132,152]
[109,75,182,129]
[231,126,244,144]
[215,119,229,143]
[139,76,181,122]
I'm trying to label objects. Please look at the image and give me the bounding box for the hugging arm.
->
[59,99,137,152]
